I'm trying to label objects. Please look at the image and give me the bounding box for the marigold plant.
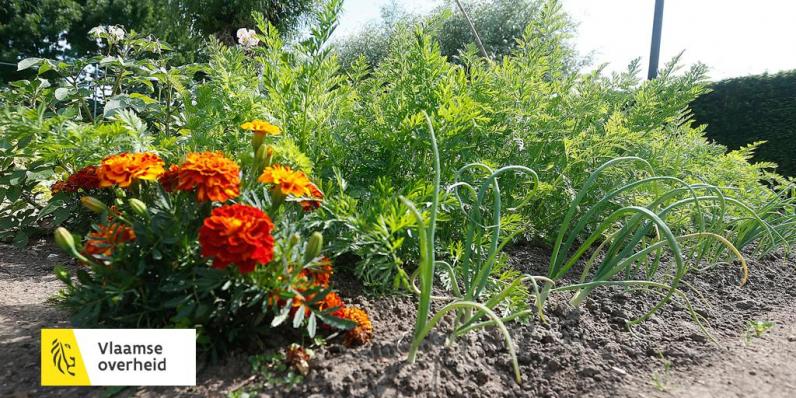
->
[97,152,165,188]
[12,13,381,360]
[176,152,241,202]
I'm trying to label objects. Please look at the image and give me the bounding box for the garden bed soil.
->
[2,241,796,397]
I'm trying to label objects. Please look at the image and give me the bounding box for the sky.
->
[334,0,796,80]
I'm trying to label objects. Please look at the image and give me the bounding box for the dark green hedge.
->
[690,70,796,176]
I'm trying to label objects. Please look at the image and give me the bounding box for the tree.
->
[334,0,577,69]
[0,0,317,81]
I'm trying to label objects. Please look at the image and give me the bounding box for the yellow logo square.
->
[41,329,91,386]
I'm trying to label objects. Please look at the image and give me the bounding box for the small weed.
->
[743,320,775,344]
[650,352,672,392]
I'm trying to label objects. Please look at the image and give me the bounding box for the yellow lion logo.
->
[50,338,76,376]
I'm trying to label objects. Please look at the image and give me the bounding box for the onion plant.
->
[546,157,754,328]
[402,113,550,384]
[727,183,795,257]
[401,124,788,381]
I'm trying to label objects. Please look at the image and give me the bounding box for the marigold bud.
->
[289,233,301,247]
[303,232,323,264]
[54,227,77,254]
[256,145,274,168]
[128,198,148,217]
[252,132,265,152]
[80,196,107,214]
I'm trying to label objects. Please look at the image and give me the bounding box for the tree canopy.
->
[334,0,577,69]
[0,0,317,81]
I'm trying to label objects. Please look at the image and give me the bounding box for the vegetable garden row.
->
[1,0,794,391]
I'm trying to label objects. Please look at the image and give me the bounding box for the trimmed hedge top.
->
[690,70,796,176]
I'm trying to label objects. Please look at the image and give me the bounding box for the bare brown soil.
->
[1,241,795,397]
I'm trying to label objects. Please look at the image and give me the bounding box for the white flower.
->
[89,26,107,38]
[108,26,125,41]
[236,28,259,48]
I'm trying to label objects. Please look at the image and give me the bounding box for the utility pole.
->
[647,0,665,80]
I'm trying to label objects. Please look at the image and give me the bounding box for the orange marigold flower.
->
[199,204,274,273]
[83,223,136,259]
[308,257,333,288]
[241,119,281,136]
[159,165,180,192]
[299,182,324,212]
[258,164,312,197]
[340,307,373,346]
[176,152,241,202]
[97,152,165,188]
[318,291,345,317]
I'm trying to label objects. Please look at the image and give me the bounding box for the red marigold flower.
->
[51,180,68,194]
[198,204,274,273]
[340,306,373,346]
[97,152,165,188]
[299,182,324,212]
[68,165,101,190]
[52,165,101,193]
[83,223,136,259]
[176,152,241,202]
[258,164,312,197]
[159,165,180,192]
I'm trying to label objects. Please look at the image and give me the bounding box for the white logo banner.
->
[42,328,196,386]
